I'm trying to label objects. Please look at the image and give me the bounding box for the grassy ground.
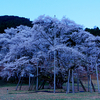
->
[0,79,100,100]
[0,86,100,100]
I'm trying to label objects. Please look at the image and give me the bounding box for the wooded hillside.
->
[0,15,33,33]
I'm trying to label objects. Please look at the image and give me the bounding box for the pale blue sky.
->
[0,0,100,28]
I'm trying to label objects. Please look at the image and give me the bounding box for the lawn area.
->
[0,86,100,100]
[0,79,100,100]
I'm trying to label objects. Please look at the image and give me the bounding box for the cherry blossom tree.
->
[0,15,100,88]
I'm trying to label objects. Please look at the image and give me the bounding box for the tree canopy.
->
[0,15,100,88]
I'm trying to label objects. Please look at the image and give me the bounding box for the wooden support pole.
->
[86,65,90,92]
[90,75,92,93]
[54,21,56,93]
[66,70,70,94]
[38,80,45,90]
[72,69,74,93]
[15,76,21,91]
[95,62,100,93]
[79,79,86,92]
[32,77,35,90]
[91,80,96,92]
[19,77,23,90]
[29,74,31,90]
[77,69,79,92]
[54,47,56,93]
[87,74,90,92]
[36,65,38,91]
[29,77,34,91]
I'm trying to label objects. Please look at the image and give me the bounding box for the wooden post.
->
[36,65,38,91]
[90,75,92,93]
[15,76,21,91]
[72,69,74,93]
[19,77,23,90]
[54,50,56,93]
[86,65,90,92]
[29,74,35,91]
[79,79,86,92]
[38,80,45,90]
[95,62,100,93]
[66,70,70,94]
[54,23,56,93]
[91,80,96,92]
[29,74,31,90]
[87,74,90,92]
[77,69,79,92]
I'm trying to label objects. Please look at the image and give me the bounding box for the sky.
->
[0,0,100,28]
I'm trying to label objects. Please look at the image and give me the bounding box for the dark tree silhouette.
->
[85,27,100,36]
[0,15,33,33]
